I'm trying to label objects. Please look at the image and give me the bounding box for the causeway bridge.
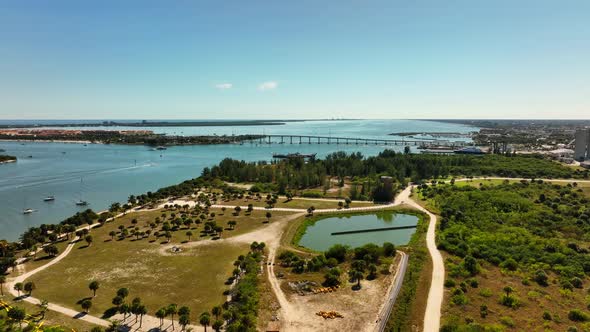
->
[249,134,467,147]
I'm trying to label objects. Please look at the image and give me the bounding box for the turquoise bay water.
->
[0,119,476,241]
[298,212,419,251]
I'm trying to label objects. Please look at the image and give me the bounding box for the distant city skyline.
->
[1,1,589,120]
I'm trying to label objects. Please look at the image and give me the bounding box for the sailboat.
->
[75,178,88,206]
[23,198,34,214]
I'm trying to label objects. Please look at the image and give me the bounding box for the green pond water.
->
[298,212,419,251]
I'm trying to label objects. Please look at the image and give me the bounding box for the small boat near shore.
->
[43,196,55,202]
[23,208,35,214]
[75,200,88,206]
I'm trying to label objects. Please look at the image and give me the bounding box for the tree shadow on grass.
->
[13,294,28,301]
[33,255,53,262]
[76,297,92,305]
[102,306,119,318]
[77,245,89,250]
[73,312,87,319]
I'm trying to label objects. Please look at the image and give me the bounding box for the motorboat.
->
[75,200,88,206]
[43,196,55,202]
[23,208,34,214]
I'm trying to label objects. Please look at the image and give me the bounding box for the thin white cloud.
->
[258,81,278,91]
[215,83,233,90]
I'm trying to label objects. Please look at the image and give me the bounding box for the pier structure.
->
[250,134,466,148]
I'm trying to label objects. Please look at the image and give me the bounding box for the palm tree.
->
[215,226,224,238]
[179,314,190,331]
[367,263,377,279]
[186,231,193,241]
[353,269,364,288]
[178,306,190,317]
[30,245,38,259]
[137,304,147,327]
[211,306,222,320]
[167,303,178,329]
[222,311,233,325]
[24,281,35,295]
[89,280,100,297]
[85,235,93,247]
[227,220,236,230]
[117,287,129,299]
[7,306,26,329]
[212,319,223,332]
[80,299,92,313]
[503,286,514,296]
[112,295,123,307]
[265,212,272,223]
[156,308,167,327]
[119,303,131,320]
[109,231,116,240]
[200,312,211,332]
[14,282,23,296]
[0,275,5,296]
[38,299,49,319]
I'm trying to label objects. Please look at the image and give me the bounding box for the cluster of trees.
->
[204,242,266,332]
[279,242,396,289]
[201,152,587,203]
[423,181,590,281]
[422,181,590,329]
[0,132,263,146]
[17,209,98,252]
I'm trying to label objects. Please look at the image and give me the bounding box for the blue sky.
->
[1,1,589,120]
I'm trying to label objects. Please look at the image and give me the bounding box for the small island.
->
[0,154,16,164]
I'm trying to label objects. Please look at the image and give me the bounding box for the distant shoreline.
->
[0,139,94,144]
[0,118,365,129]
[0,119,293,129]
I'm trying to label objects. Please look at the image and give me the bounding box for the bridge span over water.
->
[249,134,467,147]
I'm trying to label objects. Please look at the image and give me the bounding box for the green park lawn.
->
[216,196,374,210]
[23,207,298,320]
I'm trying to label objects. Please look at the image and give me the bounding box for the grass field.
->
[22,207,299,320]
[1,296,98,332]
[13,240,72,277]
[216,196,374,210]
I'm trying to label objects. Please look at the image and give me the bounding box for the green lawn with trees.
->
[21,206,296,324]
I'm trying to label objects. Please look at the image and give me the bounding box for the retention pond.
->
[298,211,419,251]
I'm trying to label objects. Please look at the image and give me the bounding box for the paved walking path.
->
[401,187,444,332]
